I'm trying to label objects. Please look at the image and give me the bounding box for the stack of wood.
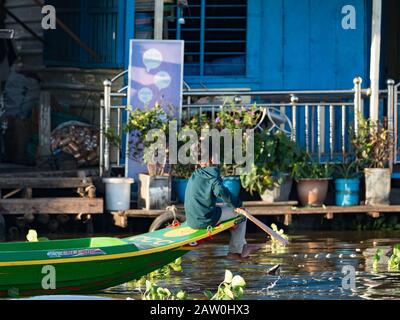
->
[50,123,99,167]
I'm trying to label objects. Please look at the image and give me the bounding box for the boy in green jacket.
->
[184,153,261,260]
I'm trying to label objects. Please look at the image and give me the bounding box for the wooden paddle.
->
[235,208,290,246]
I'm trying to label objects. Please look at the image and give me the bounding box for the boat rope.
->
[166,205,181,228]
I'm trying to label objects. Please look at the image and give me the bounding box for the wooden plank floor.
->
[0,198,103,215]
[122,201,400,226]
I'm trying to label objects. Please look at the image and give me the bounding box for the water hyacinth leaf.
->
[235,287,244,299]
[203,290,214,299]
[231,275,246,289]
[224,270,233,283]
[26,230,38,242]
[223,287,234,300]
[176,290,187,300]
[145,280,153,291]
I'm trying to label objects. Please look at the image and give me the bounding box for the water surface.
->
[104,231,400,300]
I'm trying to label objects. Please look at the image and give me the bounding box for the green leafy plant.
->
[142,280,187,300]
[241,131,301,194]
[214,103,262,177]
[388,244,400,272]
[214,103,261,131]
[128,258,182,287]
[204,270,246,300]
[333,160,362,179]
[171,162,195,179]
[292,153,333,180]
[373,248,382,271]
[350,116,393,169]
[241,165,275,196]
[125,104,173,175]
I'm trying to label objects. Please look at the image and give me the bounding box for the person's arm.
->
[212,177,242,208]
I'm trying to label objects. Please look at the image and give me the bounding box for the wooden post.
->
[369,0,382,122]
[154,0,164,40]
[38,91,52,158]
[284,214,292,226]
[0,214,5,242]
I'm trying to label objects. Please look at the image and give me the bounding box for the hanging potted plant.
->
[241,131,300,203]
[351,117,393,205]
[126,104,172,210]
[292,154,333,207]
[333,160,362,206]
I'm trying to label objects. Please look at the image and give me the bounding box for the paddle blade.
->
[237,208,290,246]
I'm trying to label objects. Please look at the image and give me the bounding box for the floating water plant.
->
[204,270,246,300]
[142,280,187,300]
[128,257,183,288]
[388,244,400,272]
[373,248,382,271]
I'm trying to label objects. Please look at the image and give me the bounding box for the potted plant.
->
[171,162,195,204]
[126,104,172,210]
[333,160,362,206]
[241,131,300,203]
[351,117,393,205]
[215,103,262,201]
[292,154,333,207]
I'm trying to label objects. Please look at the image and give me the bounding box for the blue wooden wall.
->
[181,0,370,90]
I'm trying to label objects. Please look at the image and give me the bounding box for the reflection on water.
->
[104,231,400,300]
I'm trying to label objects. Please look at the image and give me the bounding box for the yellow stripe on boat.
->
[0,220,235,267]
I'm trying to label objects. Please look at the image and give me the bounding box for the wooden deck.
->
[0,198,103,215]
[122,201,400,226]
[0,169,103,215]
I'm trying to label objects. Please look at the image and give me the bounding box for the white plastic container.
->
[103,178,134,211]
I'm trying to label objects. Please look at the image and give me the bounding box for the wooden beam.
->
[38,91,52,159]
[0,177,93,189]
[0,198,103,215]
[369,0,382,122]
[154,0,164,39]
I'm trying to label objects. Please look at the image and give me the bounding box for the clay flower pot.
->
[297,178,331,207]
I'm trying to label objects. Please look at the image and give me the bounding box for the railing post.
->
[103,79,112,176]
[353,77,363,136]
[387,79,396,170]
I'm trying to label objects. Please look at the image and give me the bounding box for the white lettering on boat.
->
[46,248,106,258]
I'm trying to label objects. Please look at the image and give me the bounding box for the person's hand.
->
[234,207,246,215]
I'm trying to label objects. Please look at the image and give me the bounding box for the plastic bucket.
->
[103,178,134,211]
[217,176,241,203]
[172,178,189,204]
[335,178,360,206]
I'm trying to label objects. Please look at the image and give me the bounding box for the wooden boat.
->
[0,216,245,298]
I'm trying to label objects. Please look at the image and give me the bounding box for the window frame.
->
[174,0,262,88]
[43,0,126,69]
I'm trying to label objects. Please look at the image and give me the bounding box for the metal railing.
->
[388,80,400,164]
[100,75,400,177]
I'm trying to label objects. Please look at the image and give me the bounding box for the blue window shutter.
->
[168,0,248,77]
[44,0,125,68]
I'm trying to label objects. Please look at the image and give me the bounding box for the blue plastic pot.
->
[217,176,241,203]
[172,178,189,204]
[335,178,360,206]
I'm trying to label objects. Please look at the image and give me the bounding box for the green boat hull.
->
[0,216,245,298]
